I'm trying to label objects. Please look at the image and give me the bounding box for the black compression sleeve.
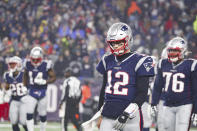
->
[133,76,149,107]
[97,73,107,111]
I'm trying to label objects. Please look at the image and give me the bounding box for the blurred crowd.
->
[0,0,197,81]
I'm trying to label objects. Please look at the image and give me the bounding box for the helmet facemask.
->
[8,56,22,76]
[107,36,129,56]
[167,47,182,63]
[30,47,43,67]
[167,37,187,63]
[8,62,18,73]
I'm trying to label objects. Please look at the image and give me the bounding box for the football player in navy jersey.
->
[23,46,56,131]
[4,56,28,131]
[96,22,155,131]
[151,36,197,131]
[150,46,168,131]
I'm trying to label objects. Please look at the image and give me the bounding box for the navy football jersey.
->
[3,71,27,101]
[96,52,155,119]
[24,59,53,99]
[152,59,197,107]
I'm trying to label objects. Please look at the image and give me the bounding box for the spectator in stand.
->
[54,55,67,78]
[80,55,94,78]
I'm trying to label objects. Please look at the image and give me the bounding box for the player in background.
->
[141,87,153,131]
[96,22,155,131]
[151,36,197,131]
[156,46,168,131]
[59,68,82,131]
[23,46,56,131]
[150,46,168,131]
[3,56,28,131]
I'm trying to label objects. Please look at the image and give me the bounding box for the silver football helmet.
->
[161,47,168,59]
[106,22,133,56]
[30,46,43,67]
[167,36,187,63]
[8,56,22,73]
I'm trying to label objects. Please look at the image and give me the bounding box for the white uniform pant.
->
[9,97,27,125]
[157,100,165,131]
[163,104,192,131]
[141,102,152,128]
[25,95,47,116]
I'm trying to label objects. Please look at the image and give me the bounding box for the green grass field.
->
[0,122,99,131]
[1,122,197,131]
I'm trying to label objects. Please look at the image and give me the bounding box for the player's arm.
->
[4,83,9,90]
[151,67,164,106]
[47,69,56,84]
[3,73,10,90]
[133,76,149,107]
[97,72,107,111]
[192,70,197,113]
[191,70,197,126]
[59,80,69,108]
[23,69,29,87]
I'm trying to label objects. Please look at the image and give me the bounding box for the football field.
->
[0,122,98,131]
[0,122,197,131]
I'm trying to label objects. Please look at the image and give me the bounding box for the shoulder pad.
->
[3,71,9,82]
[101,53,110,70]
[191,59,197,72]
[44,60,53,70]
[135,55,152,72]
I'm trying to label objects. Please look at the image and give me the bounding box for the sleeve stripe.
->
[102,54,107,70]
[191,60,197,71]
[154,63,158,75]
[46,60,52,70]
[158,59,162,69]
[135,56,148,72]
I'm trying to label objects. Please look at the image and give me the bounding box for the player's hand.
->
[113,103,138,130]
[97,116,102,129]
[192,113,197,126]
[150,105,157,122]
[34,78,47,85]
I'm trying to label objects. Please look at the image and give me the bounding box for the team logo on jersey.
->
[34,91,41,96]
[143,62,154,72]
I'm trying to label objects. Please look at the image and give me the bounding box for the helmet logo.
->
[181,40,185,44]
[121,25,128,31]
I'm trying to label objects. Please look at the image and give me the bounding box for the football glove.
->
[192,113,197,126]
[150,105,157,122]
[34,78,47,85]
[113,103,138,130]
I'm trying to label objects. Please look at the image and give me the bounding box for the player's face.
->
[108,39,126,55]
[31,58,42,65]
[167,48,182,62]
[9,62,17,70]
[65,72,70,78]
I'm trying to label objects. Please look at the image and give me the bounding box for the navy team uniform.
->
[24,59,53,130]
[152,59,197,131]
[4,71,27,101]
[4,71,28,131]
[97,52,155,131]
[25,60,51,99]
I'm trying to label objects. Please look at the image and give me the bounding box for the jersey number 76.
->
[163,72,185,93]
